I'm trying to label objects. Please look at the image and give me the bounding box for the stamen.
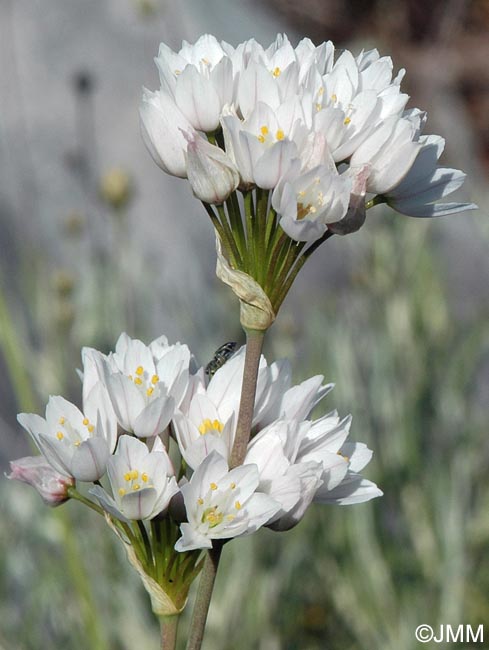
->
[118,488,126,496]
[56,431,64,440]
[82,418,89,426]
[141,473,149,482]
[124,472,132,481]
[344,117,351,125]
[235,501,242,510]
[87,424,94,433]
[272,67,281,77]
[197,497,204,505]
[135,366,144,376]
[146,387,154,396]
[132,483,140,491]
[276,130,285,141]
[74,441,81,447]
[260,126,269,135]
[230,482,236,490]
[134,377,143,385]
[331,93,337,102]
[151,374,159,384]
[210,482,218,491]
[59,417,65,425]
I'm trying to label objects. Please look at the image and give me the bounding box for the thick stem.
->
[185,543,223,650]
[229,328,266,468]
[160,614,180,650]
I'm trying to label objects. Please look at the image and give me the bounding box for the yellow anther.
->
[124,472,132,481]
[134,377,143,385]
[201,57,210,65]
[331,93,337,102]
[198,497,204,505]
[151,374,159,384]
[58,417,65,425]
[337,451,350,462]
[315,103,322,112]
[227,514,236,521]
[131,470,139,480]
[118,488,126,496]
[272,66,281,77]
[142,473,149,483]
[146,387,154,397]
[297,203,312,220]
[230,482,236,490]
[87,424,94,433]
[210,482,218,491]
[132,483,140,491]
[136,366,144,376]
[318,86,324,96]
[74,441,81,447]
[257,135,265,143]
[235,501,242,510]
[276,130,285,141]
[260,126,269,135]
[174,69,181,76]
[344,117,351,125]
[56,431,64,440]
[199,418,224,435]
[82,418,89,426]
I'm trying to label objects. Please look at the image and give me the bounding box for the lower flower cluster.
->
[9,332,381,552]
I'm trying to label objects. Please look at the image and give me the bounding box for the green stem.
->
[67,487,105,516]
[202,203,239,268]
[216,204,243,268]
[160,614,180,650]
[227,192,247,267]
[229,328,266,468]
[185,543,223,650]
[273,231,335,311]
[243,191,255,272]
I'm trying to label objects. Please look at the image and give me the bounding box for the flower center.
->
[128,366,160,397]
[118,468,151,496]
[198,418,224,436]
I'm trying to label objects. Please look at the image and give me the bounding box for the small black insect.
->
[205,342,238,377]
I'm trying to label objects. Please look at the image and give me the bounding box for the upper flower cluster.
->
[141,34,476,244]
[11,332,381,552]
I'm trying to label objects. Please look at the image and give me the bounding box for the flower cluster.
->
[10,333,381,553]
[141,34,476,246]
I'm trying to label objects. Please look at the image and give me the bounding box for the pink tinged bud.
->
[7,456,74,506]
[184,133,239,204]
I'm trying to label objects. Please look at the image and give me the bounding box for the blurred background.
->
[0,0,488,648]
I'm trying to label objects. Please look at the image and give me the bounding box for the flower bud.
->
[185,133,239,205]
[7,456,74,506]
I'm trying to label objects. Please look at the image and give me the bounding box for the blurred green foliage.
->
[1,208,488,650]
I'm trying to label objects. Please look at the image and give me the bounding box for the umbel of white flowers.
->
[140,33,476,242]
[10,333,381,552]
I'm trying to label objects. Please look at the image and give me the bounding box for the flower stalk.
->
[160,614,180,650]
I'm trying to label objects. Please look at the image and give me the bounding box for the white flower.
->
[247,409,382,530]
[83,333,191,439]
[139,88,195,178]
[221,103,300,190]
[90,435,179,521]
[155,35,233,132]
[175,451,280,551]
[350,116,421,194]
[185,132,239,204]
[17,383,117,482]
[271,163,352,242]
[7,456,74,506]
[384,134,478,217]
